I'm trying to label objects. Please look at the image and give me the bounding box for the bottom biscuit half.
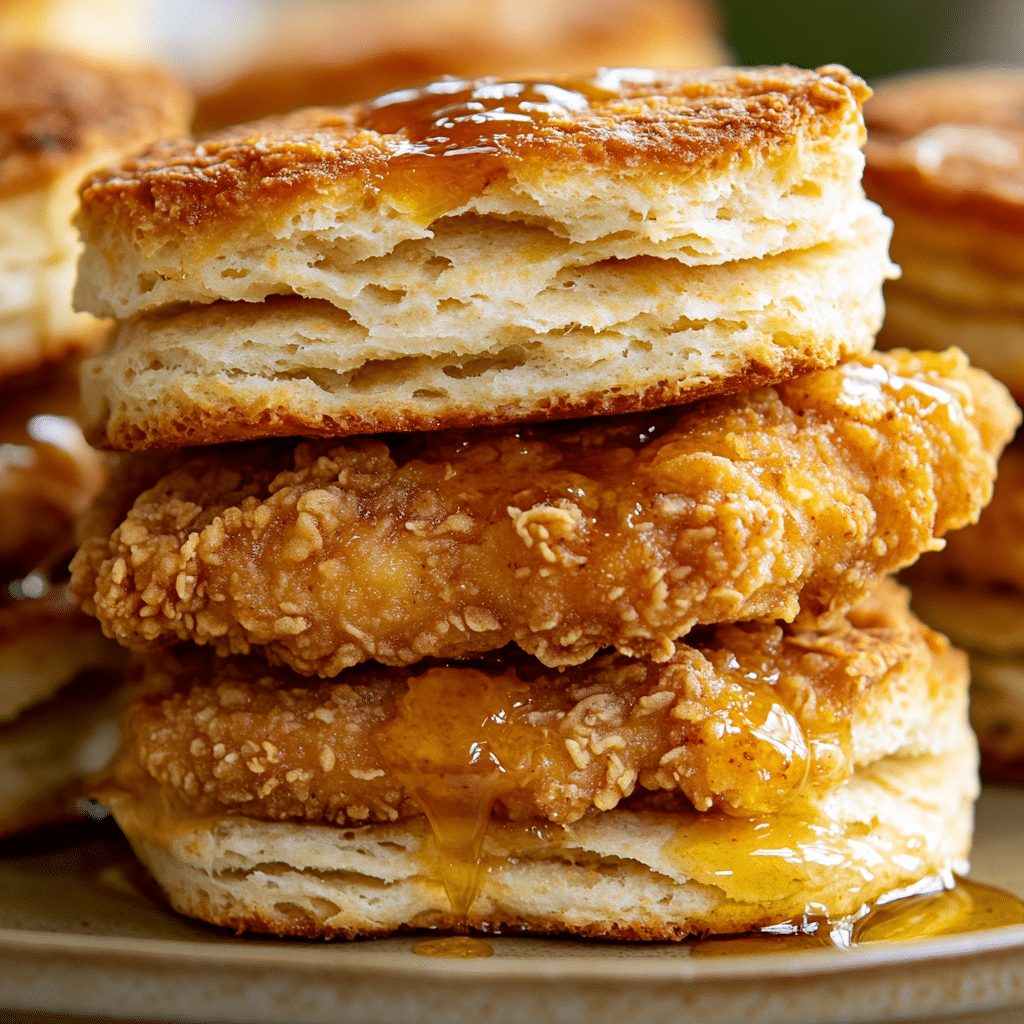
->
[99,733,977,941]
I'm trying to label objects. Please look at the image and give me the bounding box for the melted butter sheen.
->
[358,79,599,221]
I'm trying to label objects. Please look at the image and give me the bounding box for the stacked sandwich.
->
[71,66,1018,940]
[0,47,191,834]
[864,70,1024,783]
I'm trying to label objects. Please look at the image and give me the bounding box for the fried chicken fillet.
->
[114,580,965,826]
[72,349,1018,675]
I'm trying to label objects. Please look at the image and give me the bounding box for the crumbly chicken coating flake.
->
[117,580,954,827]
[71,349,1018,673]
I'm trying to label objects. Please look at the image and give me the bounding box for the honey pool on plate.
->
[411,878,1024,959]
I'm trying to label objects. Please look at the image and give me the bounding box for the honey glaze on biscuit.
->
[359,77,604,221]
[378,668,532,958]
[375,665,827,958]
[383,668,1019,957]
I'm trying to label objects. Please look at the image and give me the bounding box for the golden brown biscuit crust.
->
[864,68,1024,236]
[71,349,1018,675]
[78,65,868,238]
[0,47,192,198]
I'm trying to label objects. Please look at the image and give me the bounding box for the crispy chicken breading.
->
[71,349,1018,674]
[116,581,963,826]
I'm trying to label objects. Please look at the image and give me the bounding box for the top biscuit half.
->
[74,64,892,449]
[0,47,192,383]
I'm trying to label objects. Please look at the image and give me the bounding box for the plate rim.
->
[4,920,1024,983]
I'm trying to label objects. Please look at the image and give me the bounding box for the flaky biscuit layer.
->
[0,48,192,379]
[80,204,893,449]
[72,349,1018,674]
[75,65,871,322]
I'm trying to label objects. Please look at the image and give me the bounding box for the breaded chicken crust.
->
[118,581,964,827]
[71,349,1018,673]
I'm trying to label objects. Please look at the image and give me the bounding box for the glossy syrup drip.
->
[362,78,594,154]
[690,878,1024,956]
[837,360,966,431]
[358,78,595,222]
[852,878,1024,943]
[378,668,535,958]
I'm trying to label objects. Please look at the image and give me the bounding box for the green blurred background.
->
[718,0,1019,81]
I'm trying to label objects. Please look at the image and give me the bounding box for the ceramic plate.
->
[2,787,1024,1024]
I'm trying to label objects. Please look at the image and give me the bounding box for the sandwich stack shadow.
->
[863,69,1024,784]
[69,66,1019,940]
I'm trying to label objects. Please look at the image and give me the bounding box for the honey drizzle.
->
[358,78,601,221]
[691,878,1024,957]
[378,669,529,957]
[372,663,1024,959]
[852,877,1024,944]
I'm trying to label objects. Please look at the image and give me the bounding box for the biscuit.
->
[864,68,1024,399]
[0,48,191,382]
[0,584,126,723]
[80,203,893,448]
[98,731,977,940]
[71,348,1018,675]
[76,65,873,318]
[193,0,728,133]
[0,661,128,838]
[74,67,882,444]
[969,657,1024,783]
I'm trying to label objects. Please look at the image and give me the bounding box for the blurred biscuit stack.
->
[67,64,1020,941]
[0,47,190,836]
[864,69,1024,782]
